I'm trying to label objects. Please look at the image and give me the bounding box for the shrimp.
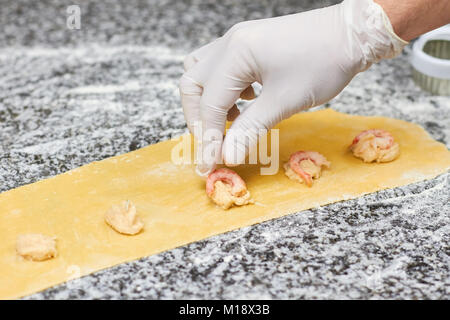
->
[287,151,331,187]
[206,168,252,209]
[350,129,394,149]
[206,168,247,197]
[350,129,399,163]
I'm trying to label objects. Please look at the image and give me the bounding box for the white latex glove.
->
[179,0,407,177]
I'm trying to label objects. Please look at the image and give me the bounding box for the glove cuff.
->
[342,0,409,71]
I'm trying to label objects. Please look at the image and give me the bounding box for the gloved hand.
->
[179,0,407,177]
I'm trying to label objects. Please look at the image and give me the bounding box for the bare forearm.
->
[375,0,450,41]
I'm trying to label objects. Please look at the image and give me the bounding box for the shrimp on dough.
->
[206,168,253,209]
[284,151,331,187]
[350,129,399,163]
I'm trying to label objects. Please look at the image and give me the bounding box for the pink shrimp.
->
[206,168,247,197]
[350,129,394,149]
[288,151,331,187]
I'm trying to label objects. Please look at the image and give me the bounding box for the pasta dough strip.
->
[0,109,449,299]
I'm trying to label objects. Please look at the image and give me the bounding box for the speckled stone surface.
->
[1,0,449,299]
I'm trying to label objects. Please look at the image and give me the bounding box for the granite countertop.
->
[1,0,448,299]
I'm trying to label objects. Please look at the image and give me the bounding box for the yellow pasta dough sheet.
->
[1,109,449,299]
